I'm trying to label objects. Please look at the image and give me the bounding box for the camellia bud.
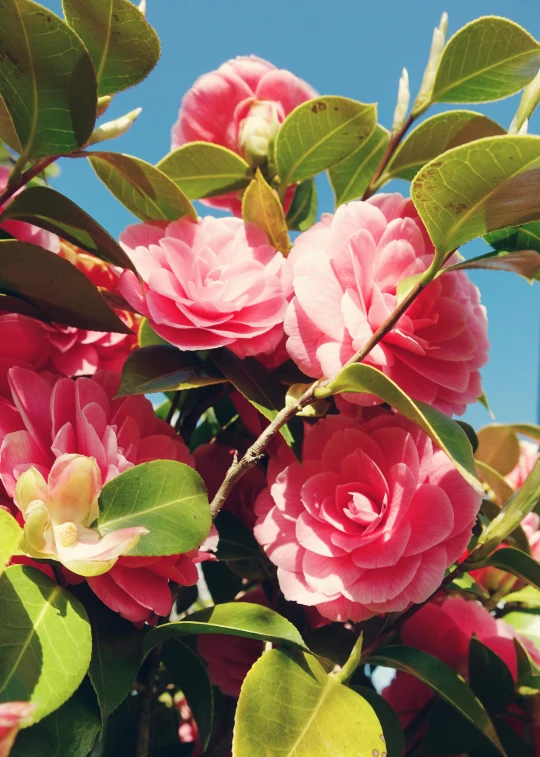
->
[96,95,113,118]
[86,107,142,146]
[238,101,280,168]
[510,68,540,135]
[412,11,448,117]
[391,68,410,136]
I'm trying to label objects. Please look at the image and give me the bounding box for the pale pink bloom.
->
[171,56,316,214]
[194,442,266,529]
[0,367,205,621]
[254,412,482,622]
[0,315,50,399]
[285,194,489,416]
[197,588,267,696]
[0,702,34,757]
[0,166,59,252]
[506,440,539,489]
[15,455,147,576]
[383,596,540,730]
[118,216,291,357]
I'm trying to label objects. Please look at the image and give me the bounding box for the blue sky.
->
[41,0,540,428]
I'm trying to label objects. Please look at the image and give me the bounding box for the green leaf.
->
[476,461,514,506]
[274,96,377,188]
[351,687,404,757]
[0,0,97,160]
[0,97,21,152]
[446,248,540,281]
[242,170,290,255]
[142,603,309,654]
[286,179,317,231]
[0,509,21,575]
[233,648,384,757]
[411,135,540,257]
[161,640,213,751]
[329,124,389,205]
[62,0,160,96]
[83,588,143,723]
[0,566,91,724]
[211,348,302,454]
[117,345,226,397]
[0,186,137,272]
[484,547,540,591]
[504,586,540,606]
[384,111,505,181]
[89,152,197,222]
[367,646,506,757]
[315,363,482,494]
[0,240,130,332]
[11,679,101,757]
[506,613,540,658]
[486,221,540,253]
[476,425,521,476]
[138,318,169,348]
[469,636,515,712]
[432,17,540,104]
[213,511,266,562]
[97,460,211,557]
[449,572,490,600]
[478,462,540,547]
[157,142,252,199]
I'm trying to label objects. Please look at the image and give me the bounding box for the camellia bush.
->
[1,2,540,756]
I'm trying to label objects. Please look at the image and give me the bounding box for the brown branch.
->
[209,274,430,518]
[0,156,58,207]
[135,645,161,757]
[362,113,415,200]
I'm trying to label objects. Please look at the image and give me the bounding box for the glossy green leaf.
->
[0,566,91,724]
[484,547,540,591]
[11,679,101,757]
[469,636,515,712]
[449,572,490,600]
[161,640,213,751]
[137,318,169,347]
[412,135,540,257]
[286,179,317,231]
[143,603,308,654]
[329,124,389,205]
[0,241,130,332]
[351,687,404,757]
[211,348,302,453]
[506,613,540,659]
[157,142,252,199]
[0,186,137,272]
[432,17,540,103]
[97,460,212,557]
[367,646,506,757]
[0,97,21,152]
[315,363,482,493]
[476,461,514,506]
[385,111,505,181]
[83,588,143,723]
[242,170,290,255]
[0,0,97,160]
[0,509,21,575]
[275,96,377,188]
[476,425,521,476]
[504,586,540,606]
[213,511,267,562]
[89,152,197,221]
[62,0,160,96]
[117,345,225,397]
[233,648,384,757]
[486,221,540,253]
[478,462,540,546]
[446,248,540,281]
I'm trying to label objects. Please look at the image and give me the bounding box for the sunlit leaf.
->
[446,248,540,280]
[0,509,21,576]
[476,425,521,476]
[329,123,389,204]
[484,547,540,591]
[62,0,160,96]
[242,169,290,255]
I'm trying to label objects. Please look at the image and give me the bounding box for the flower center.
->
[54,521,78,547]
[347,491,380,526]
[238,101,280,167]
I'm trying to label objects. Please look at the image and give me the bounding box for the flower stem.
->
[135,645,161,757]
[333,633,364,684]
[362,113,415,200]
[0,156,58,207]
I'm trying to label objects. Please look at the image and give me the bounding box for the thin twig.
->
[362,113,415,200]
[135,645,161,757]
[0,156,58,207]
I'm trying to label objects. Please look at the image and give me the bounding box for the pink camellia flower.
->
[0,702,34,757]
[0,166,59,252]
[197,588,267,696]
[118,216,291,358]
[0,367,210,622]
[0,314,50,399]
[254,412,482,622]
[171,56,316,214]
[15,454,147,576]
[383,596,540,730]
[194,442,266,528]
[285,194,489,416]
[506,440,539,490]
